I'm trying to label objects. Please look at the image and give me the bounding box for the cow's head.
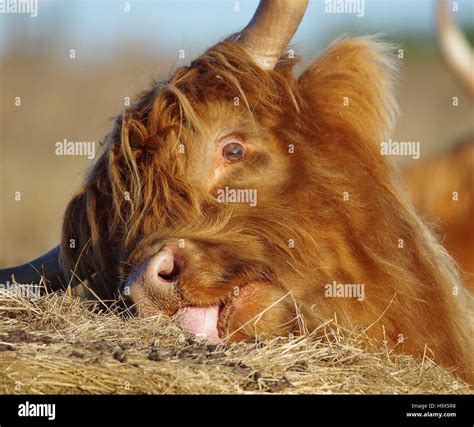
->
[57,0,403,343]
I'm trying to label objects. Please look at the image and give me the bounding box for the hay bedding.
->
[0,292,469,395]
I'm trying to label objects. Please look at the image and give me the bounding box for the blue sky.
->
[0,0,473,60]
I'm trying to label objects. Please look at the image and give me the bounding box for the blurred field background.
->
[1,0,473,267]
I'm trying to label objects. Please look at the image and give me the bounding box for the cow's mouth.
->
[174,295,240,344]
[174,304,223,344]
[173,282,258,344]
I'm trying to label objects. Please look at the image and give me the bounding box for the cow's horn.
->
[0,245,64,292]
[238,0,309,69]
[437,0,474,98]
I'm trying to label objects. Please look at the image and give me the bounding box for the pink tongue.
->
[174,305,222,344]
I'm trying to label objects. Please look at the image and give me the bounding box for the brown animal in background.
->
[1,1,472,382]
[404,0,474,289]
[405,138,474,289]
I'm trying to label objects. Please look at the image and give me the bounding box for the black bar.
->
[0,394,471,426]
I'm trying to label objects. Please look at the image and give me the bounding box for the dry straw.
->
[0,290,470,394]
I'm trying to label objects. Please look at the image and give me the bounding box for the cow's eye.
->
[221,138,246,162]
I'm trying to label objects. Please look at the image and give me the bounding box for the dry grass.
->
[0,290,470,395]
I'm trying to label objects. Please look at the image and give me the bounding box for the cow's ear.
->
[297,37,399,147]
[60,185,118,300]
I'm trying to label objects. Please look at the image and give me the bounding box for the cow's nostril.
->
[158,262,180,282]
[155,247,181,283]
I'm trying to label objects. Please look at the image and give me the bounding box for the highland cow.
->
[1,0,473,382]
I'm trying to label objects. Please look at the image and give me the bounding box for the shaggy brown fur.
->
[61,37,473,382]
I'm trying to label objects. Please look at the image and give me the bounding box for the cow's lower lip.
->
[174,304,224,344]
